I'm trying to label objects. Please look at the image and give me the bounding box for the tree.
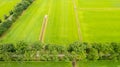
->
[30,42,43,51]
[86,48,99,60]
[4,15,8,20]
[110,42,120,60]
[2,44,15,52]
[29,42,43,60]
[0,19,12,36]
[9,10,13,15]
[0,19,2,23]
[1,20,12,28]
[15,41,28,54]
[0,44,16,61]
[51,50,59,61]
[21,0,30,9]
[0,27,7,36]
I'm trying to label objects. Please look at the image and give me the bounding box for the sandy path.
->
[39,15,48,43]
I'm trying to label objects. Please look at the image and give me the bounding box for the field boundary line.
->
[72,0,82,42]
[78,8,120,11]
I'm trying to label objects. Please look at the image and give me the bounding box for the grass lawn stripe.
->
[44,0,79,45]
[40,0,53,43]
[0,0,50,43]
[72,0,83,42]
[0,0,20,20]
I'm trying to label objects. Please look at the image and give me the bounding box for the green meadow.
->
[0,61,120,67]
[0,0,20,20]
[0,62,72,67]
[76,0,120,8]
[0,0,120,44]
[0,0,120,67]
[0,0,50,43]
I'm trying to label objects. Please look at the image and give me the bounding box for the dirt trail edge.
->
[39,15,48,43]
[72,0,82,42]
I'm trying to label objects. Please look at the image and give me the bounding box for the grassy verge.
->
[0,0,20,20]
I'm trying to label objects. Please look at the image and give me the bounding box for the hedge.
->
[0,41,120,61]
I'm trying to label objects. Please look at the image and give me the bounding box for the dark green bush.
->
[4,15,9,20]
[0,19,2,23]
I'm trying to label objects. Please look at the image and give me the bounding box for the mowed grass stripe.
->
[75,0,120,42]
[75,0,120,8]
[0,0,50,43]
[77,9,120,42]
[81,11,120,42]
[0,0,20,20]
[0,62,72,67]
[44,0,79,45]
[40,0,52,43]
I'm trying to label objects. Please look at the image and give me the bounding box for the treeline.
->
[0,41,120,61]
[0,0,34,36]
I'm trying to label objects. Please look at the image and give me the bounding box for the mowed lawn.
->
[0,0,20,20]
[76,0,120,8]
[0,0,51,43]
[77,61,120,67]
[0,0,80,44]
[0,62,72,67]
[1,0,120,44]
[77,0,120,42]
[44,0,79,45]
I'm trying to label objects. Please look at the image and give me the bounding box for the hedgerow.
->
[0,41,120,61]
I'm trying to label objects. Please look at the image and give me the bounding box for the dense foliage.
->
[0,41,120,61]
[0,0,34,36]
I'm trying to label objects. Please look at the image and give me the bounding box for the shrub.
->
[30,42,43,51]
[0,19,12,36]
[0,27,7,36]
[15,41,28,54]
[0,19,2,23]
[1,20,12,28]
[0,42,120,61]
[9,10,13,15]
[86,48,99,60]
[4,15,9,20]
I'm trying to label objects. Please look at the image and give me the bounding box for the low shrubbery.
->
[0,41,120,61]
[0,0,34,36]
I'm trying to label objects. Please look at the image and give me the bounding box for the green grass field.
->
[0,62,72,67]
[79,10,120,42]
[0,0,120,44]
[77,0,120,42]
[0,0,20,20]
[77,61,120,67]
[76,0,120,8]
[0,0,80,44]
[44,0,79,44]
[0,61,120,67]
[0,0,50,43]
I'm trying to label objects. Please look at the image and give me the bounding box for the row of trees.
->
[0,41,120,61]
[0,0,34,36]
